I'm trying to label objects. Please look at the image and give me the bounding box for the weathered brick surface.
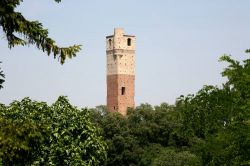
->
[107,74,135,115]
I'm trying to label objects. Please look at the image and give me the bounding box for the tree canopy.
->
[0,96,107,165]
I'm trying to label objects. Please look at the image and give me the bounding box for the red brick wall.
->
[107,74,135,115]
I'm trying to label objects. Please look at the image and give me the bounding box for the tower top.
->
[106,28,135,51]
[106,28,135,39]
[114,28,124,37]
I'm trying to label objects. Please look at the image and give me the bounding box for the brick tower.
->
[106,28,136,115]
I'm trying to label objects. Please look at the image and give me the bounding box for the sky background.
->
[1,0,250,108]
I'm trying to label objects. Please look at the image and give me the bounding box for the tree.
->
[215,55,250,165]
[174,54,250,165]
[0,96,107,165]
[0,0,81,64]
[196,55,250,165]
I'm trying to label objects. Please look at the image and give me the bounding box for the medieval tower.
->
[106,28,136,115]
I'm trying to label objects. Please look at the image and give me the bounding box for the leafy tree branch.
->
[0,0,81,64]
[0,62,4,89]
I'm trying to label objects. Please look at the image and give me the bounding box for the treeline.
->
[90,55,250,165]
[0,55,249,165]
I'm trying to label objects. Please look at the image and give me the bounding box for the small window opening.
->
[121,87,126,95]
[113,54,117,60]
[114,106,115,110]
[108,39,112,47]
[127,38,131,46]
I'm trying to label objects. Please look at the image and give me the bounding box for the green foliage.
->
[91,103,195,166]
[0,118,47,165]
[0,62,4,89]
[97,112,142,165]
[139,144,163,166]
[89,53,250,165]
[175,54,250,165]
[0,0,81,64]
[151,148,201,166]
[0,96,107,165]
[175,85,236,139]
[128,103,178,147]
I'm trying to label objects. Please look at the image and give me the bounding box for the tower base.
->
[107,74,135,115]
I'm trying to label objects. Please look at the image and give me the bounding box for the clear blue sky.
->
[1,0,250,107]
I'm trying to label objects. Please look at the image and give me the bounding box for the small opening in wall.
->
[127,38,131,46]
[113,54,117,60]
[108,39,112,47]
[122,87,125,95]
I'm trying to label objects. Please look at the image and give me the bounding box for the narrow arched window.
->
[108,39,112,47]
[127,38,131,46]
